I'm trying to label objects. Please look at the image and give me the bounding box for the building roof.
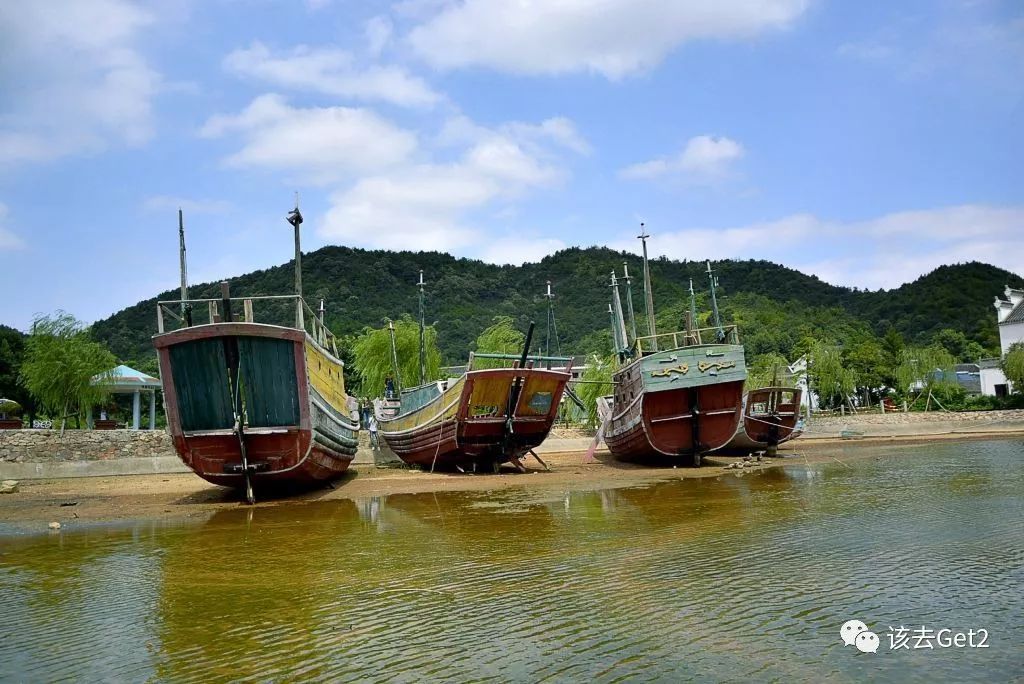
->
[91,365,161,391]
[1002,299,1024,325]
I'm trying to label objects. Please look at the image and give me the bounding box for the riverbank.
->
[2,430,1022,530]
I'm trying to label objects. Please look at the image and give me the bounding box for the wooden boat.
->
[604,328,747,466]
[602,244,747,466]
[152,206,358,502]
[378,351,571,472]
[720,386,803,453]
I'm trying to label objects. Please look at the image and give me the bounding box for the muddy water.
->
[1,439,1022,682]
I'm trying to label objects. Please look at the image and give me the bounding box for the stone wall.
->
[0,429,175,463]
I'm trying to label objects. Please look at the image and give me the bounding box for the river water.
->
[1,439,1021,682]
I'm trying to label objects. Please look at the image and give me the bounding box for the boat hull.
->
[721,386,803,452]
[380,368,570,470]
[605,345,746,464]
[154,323,358,489]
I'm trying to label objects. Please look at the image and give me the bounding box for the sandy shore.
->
[2,428,1021,529]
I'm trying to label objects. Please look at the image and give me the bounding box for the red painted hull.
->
[382,368,570,470]
[721,387,803,452]
[605,381,746,463]
[155,323,356,490]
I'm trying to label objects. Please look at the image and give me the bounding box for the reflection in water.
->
[1,440,1022,682]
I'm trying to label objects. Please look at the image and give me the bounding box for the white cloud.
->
[365,16,394,57]
[610,205,1024,290]
[142,196,233,215]
[318,118,585,252]
[621,135,744,182]
[0,203,24,250]
[0,0,161,164]
[200,94,418,184]
[478,237,568,266]
[223,41,441,108]
[407,0,809,79]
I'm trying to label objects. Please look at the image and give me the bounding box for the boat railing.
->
[468,352,574,371]
[156,293,340,357]
[631,324,740,355]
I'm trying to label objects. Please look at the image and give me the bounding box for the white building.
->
[990,285,1024,396]
[994,285,1024,355]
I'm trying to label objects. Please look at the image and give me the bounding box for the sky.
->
[0,0,1022,331]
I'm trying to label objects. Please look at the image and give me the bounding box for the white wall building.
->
[994,286,1024,355]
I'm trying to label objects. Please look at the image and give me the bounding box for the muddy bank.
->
[3,433,1021,530]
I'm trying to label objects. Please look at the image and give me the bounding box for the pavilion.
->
[90,365,162,430]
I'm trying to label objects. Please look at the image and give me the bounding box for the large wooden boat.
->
[721,386,803,453]
[377,352,571,472]
[152,206,358,502]
[602,244,747,466]
[154,295,359,501]
[604,327,747,466]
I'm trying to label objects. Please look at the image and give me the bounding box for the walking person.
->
[368,414,379,450]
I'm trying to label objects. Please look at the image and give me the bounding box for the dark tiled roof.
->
[1003,300,1024,325]
[955,363,980,373]
[979,358,1002,369]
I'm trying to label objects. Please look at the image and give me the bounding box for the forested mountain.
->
[80,246,1021,368]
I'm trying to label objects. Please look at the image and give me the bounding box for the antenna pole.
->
[178,209,191,327]
[638,224,657,351]
[707,261,724,342]
[418,269,426,386]
[286,199,304,330]
[622,261,638,344]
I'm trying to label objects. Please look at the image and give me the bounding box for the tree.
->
[894,345,959,406]
[574,353,615,428]
[809,342,855,409]
[473,316,527,369]
[844,338,886,404]
[931,328,969,361]
[0,324,34,420]
[746,352,790,390]
[350,315,441,397]
[19,312,117,433]
[1004,342,1024,393]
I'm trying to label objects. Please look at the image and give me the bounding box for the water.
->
[1,439,1022,682]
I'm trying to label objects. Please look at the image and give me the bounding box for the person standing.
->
[368,415,379,450]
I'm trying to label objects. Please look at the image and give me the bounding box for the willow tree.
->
[895,345,958,404]
[574,353,615,428]
[19,312,117,433]
[1002,342,1024,393]
[351,315,441,397]
[809,342,855,410]
[746,352,790,390]
[473,316,527,369]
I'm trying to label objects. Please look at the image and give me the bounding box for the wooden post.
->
[208,301,217,324]
[157,305,165,334]
[286,204,304,330]
[132,390,141,430]
[243,298,254,322]
[638,224,657,351]
[220,282,233,323]
[149,391,156,430]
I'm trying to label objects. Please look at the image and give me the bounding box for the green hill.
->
[85,246,1022,368]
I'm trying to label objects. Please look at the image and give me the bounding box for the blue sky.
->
[1,0,1021,330]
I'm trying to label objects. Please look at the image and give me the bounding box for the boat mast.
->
[706,260,725,342]
[418,269,426,386]
[543,280,560,362]
[687,278,697,340]
[608,303,621,357]
[622,262,638,345]
[178,208,191,327]
[638,224,657,351]
[387,319,402,392]
[286,196,304,330]
[610,270,629,358]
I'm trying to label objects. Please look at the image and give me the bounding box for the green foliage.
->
[79,247,1022,370]
[843,338,886,391]
[0,324,33,416]
[574,354,615,428]
[19,312,117,430]
[1003,342,1024,392]
[473,316,527,369]
[809,342,855,409]
[894,345,958,397]
[350,315,441,398]
[746,352,790,390]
